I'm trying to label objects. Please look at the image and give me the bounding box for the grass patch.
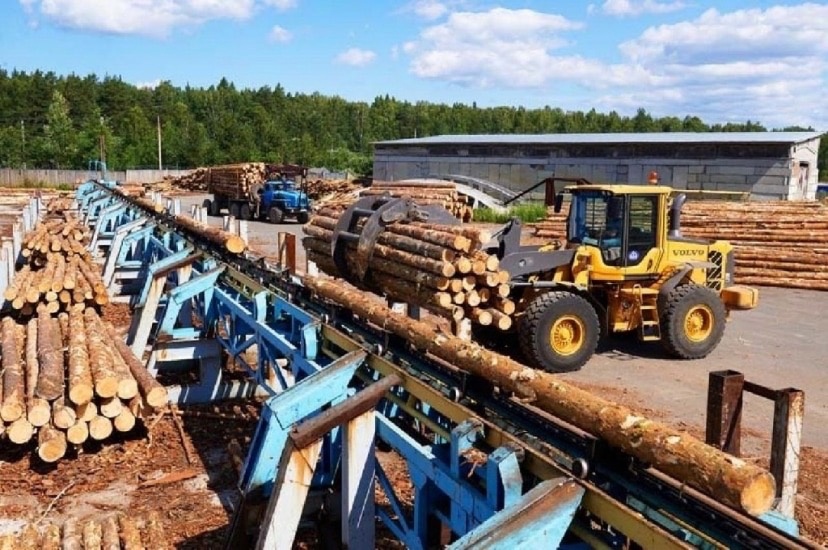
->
[472,201,548,224]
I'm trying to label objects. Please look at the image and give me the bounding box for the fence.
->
[0,168,193,187]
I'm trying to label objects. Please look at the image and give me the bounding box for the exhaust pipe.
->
[669,193,686,238]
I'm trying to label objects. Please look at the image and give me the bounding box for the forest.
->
[0,69,825,178]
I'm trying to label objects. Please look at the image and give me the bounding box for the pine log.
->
[38,255,57,293]
[303,276,775,515]
[17,523,41,550]
[101,516,120,550]
[7,417,34,444]
[67,306,93,405]
[41,524,61,550]
[63,256,77,290]
[89,415,113,441]
[82,519,102,550]
[36,310,64,401]
[51,397,77,429]
[62,518,81,550]
[76,401,97,423]
[100,396,123,419]
[4,265,31,301]
[118,514,144,550]
[37,424,67,463]
[110,340,138,400]
[26,317,52,424]
[489,309,513,331]
[85,309,119,398]
[173,213,246,254]
[1,317,25,422]
[114,408,136,432]
[66,419,89,445]
[105,324,167,408]
[0,535,15,550]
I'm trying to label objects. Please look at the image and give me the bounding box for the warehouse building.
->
[373,132,823,200]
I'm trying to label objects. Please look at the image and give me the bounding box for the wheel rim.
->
[549,315,585,356]
[684,305,714,342]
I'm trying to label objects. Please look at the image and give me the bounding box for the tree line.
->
[0,69,824,178]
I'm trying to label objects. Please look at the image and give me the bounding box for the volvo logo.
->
[672,249,706,257]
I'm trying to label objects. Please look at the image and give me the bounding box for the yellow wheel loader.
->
[488,182,758,372]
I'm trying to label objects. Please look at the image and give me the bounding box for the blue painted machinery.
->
[75,183,814,550]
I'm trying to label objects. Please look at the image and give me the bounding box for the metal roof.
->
[375,132,823,146]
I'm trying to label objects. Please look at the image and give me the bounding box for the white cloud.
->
[599,0,687,17]
[262,0,297,11]
[335,48,377,67]
[411,0,447,20]
[18,0,293,37]
[406,4,828,128]
[136,79,162,89]
[268,25,292,43]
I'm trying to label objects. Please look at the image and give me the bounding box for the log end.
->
[66,421,90,445]
[741,471,776,516]
[89,416,113,441]
[69,386,94,407]
[27,401,52,428]
[94,379,120,400]
[146,387,169,409]
[7,418,34,444]
[0,402,25,423]
[226,236,246,254]
[117,380,139,401]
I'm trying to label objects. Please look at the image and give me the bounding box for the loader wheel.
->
[239,204,252,221]
[296,211,310,224]
[229,203,240,219]
[661,284,726,359]
[518,291,600,372]
[268,206,284,224]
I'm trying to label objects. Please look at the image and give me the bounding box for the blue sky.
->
[2,1,826,130]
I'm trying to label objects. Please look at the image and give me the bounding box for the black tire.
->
[201,198,212,214]
[229,203,240,219]
[268,206,284,224]
[661,284,726,359]
[518,291,600,372]
[296,211,310,224]
[208,199,220,216]
[239,203,252,221]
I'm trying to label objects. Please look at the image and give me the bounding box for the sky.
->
[1,1,826,130]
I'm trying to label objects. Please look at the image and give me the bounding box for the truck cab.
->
[260,177,311,224]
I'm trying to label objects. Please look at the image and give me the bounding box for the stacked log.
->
[161,166,209,191]
[3,216,108,313]
[304,208,515,330]
[531,200,828,290]
[206,163,268,199]
[363,181,473,221]
[7,513,169,549]
[0,306,168,462]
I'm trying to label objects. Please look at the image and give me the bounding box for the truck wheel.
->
[518,291,600,372]
[239,204,252,221]
[201,199,212,214]
[208,200,220,216]
[296,212,310,224]
[661,284,726,359]
[268,206,284,224]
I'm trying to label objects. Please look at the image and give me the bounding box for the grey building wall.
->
[374,138,822,201]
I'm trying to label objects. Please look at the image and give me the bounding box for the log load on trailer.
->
[202,163,312,224]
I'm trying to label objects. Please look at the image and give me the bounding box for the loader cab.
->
[566,186,668,273]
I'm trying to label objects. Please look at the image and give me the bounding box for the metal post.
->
[705,370,744,456]
[237,219,248,244]
[3,241,14,284]
[0,247,8,303]
[770,388,804,517]
[277,233,296,273]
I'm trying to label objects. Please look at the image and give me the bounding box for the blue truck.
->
[203,164,312,224]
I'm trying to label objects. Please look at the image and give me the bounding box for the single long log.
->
[82,519,103,550]
[303,276,775,515]
[62,518,81,550]
[1,317,25,422]
[105,323,168,408]
[101,516,120,550]
[41,524,61,550]
[67,306,93,405]
[37,423,67,463]
[118,514,144,550]
[36,310,64,401]
[25,318,50,427]
[85,309,119,398]
[174,212,246,254]
[142,512,168,550]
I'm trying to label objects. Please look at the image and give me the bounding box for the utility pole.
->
[156,115,163,170]
[20,120,26,169]
[99,116,106,163]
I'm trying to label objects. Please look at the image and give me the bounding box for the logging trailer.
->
[69,181,810,549]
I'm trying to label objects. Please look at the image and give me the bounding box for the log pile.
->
[680,201,828,291]
[0,306,168,462]
[303,276,776,516]
[306,178,361,207]
[531,200,828,290]
[3,215,109,314]
[206,163,267,199]
[0,512,169,549]
[304,208,515,330]
[162,167,209,191]
[363,181,473,222]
